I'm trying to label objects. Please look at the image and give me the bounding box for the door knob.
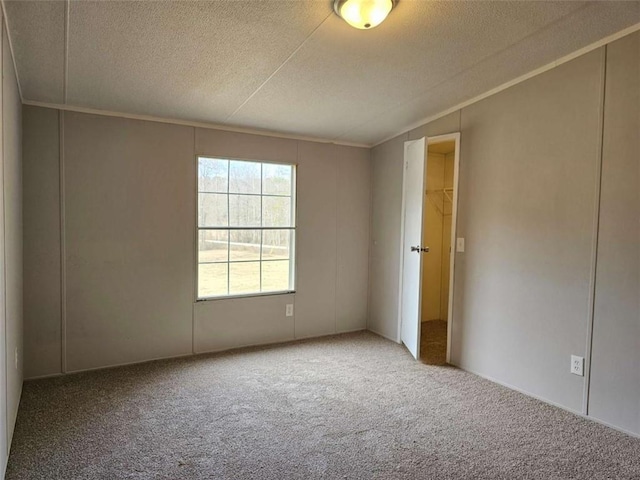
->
[422,246,430,253]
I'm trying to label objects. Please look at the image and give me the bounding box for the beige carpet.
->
[6,331,640,479]
[420,319,448,365]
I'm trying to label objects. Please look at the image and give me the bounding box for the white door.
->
[400,137,427,359]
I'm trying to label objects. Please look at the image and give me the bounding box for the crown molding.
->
[22,100,372,149]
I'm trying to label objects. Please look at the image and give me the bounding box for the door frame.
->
[397,132,461,363]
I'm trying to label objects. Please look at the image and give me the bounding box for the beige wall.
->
[4,23,23,452]
[368,133,407,341]
[22,107,60,378]
[64,113,195,372]
[0,20,6,476]
[1,16,23,476]
[369,30,640,435]
[22,110,371,376]
[454,48,602,413]
[588,32,639,435]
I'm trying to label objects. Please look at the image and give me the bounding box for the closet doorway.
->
[420,137,458,364]
[399,133,460,365]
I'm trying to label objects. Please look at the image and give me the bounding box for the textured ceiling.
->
[4,1,640,146]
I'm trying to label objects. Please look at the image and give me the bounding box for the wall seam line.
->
[365,146,373,332]
[63,0,69,104]
[582,45,607,417]
[59,0,70,374]
[334,145,338,334]
[293,140,299,340]
[1,14,7,457]
[59,110,67,373]
[192,127,196,355]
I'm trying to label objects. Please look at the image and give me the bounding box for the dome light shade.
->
[333,0,396,30]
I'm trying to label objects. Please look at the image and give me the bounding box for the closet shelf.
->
[426,187,454,204]
[425,187,454,216]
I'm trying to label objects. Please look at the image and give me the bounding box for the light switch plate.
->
[456,237,465,253]
[286,304,294,317]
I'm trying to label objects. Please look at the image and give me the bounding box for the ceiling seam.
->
[337,2,594,144]
[0,0,24,103]
[63,0,69,103]
[224,11,334,122]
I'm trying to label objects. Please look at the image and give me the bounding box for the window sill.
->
[196,290,296,303]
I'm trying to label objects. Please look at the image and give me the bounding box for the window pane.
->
[262,229,290,260]
[196,158,295,299]
[229,194,261,227]
[198,263,228,298]
[198,230,228,263]
[263,163,292,196]
[229,160,261,194]
[229,262,260,295]
[199,193,228,227]
[198,158,228,193]
[263,196,292,227]
[230,230,261,262]
[262,261,290,292]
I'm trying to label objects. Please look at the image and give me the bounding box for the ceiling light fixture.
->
[333,0,396,30]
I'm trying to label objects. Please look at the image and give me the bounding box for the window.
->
[197,157,296,299]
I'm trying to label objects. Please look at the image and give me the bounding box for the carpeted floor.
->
[420,319,448,365]
[6,331,640,479]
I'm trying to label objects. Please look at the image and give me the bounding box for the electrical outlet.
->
[14,347,18,369]
[286,304,294,317]
[570,355,584,376]
[456,237,465,252]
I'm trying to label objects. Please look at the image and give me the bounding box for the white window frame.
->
[196,156,297,301]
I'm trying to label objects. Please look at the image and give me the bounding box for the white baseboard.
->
[452,362,640,439]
